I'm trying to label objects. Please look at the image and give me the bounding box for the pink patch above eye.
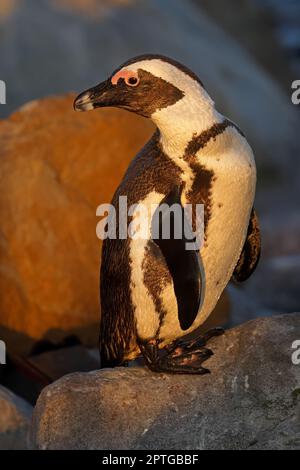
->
[111,70,138,85]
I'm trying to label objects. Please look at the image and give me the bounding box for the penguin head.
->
[74,54,213,120]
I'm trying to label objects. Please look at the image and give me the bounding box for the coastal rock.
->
[30,314,300,450]
[0,95,153,353]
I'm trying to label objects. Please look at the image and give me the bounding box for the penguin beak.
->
[74,79,115,112]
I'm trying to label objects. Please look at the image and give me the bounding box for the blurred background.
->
[0,0,299,404]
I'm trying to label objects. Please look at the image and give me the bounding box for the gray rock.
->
[227,284,275,327]
[0,386,33,449]
[228,254,300,325]
[228,209,300,325]
[240,256,300,314]
[261,211,300,259]
[30,314,300,450]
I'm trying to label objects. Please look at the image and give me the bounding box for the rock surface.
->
[30,314,300,450]
[229,209,300,326]
[0,385,32,449]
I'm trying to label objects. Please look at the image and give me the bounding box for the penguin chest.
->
[158,137,256,343]
[191,142,257,327]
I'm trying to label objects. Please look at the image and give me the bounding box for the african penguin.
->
[74,54,260,374]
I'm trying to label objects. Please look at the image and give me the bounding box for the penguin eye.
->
[125,76,140,87]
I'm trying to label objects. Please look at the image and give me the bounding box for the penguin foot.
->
[139,327,224,375]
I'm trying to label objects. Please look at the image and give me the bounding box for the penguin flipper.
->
[151,186,202,331]
[232,208,261,282]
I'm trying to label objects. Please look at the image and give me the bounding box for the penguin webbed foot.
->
[168,326,224,353]
[139,327,224,375]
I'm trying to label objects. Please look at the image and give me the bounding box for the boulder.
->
[236,256,300,315]
[0,95,153,353]
[229,209,300,324]
[261,211,300,259]
[0,385,32,449]
[30,314,300,450]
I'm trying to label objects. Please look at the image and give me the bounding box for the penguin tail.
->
[100,348,127,369]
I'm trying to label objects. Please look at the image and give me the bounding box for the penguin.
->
[74,54,260,374]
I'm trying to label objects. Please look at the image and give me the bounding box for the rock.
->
[261,211,300,259]
[52,0,131,18]
[236,256,300,315]
[0,385,32,449]
[227,284,274,327]
[0,94,153,354]
[30,314,300,450]
[26,345,100,383]
[0,0,299,182]
[0,0,18,20]
[228,209,300,322]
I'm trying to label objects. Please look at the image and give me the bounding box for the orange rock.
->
[0,94,229,355]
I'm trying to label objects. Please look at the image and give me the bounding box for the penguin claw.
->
[138,327,224,375]
[139,341,218,375]
[171,347,213,361]
[201,327,225,343]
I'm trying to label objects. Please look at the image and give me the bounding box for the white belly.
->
[159,134,256,343]
[129,190,164,340]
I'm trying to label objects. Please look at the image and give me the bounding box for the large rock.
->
[236,256,300,316]
[0,385,32,449]
[30,314,300,450]
[229,209,300,325]
[0,95,153,353]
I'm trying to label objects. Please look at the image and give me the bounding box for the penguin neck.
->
[152,93,223,158]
